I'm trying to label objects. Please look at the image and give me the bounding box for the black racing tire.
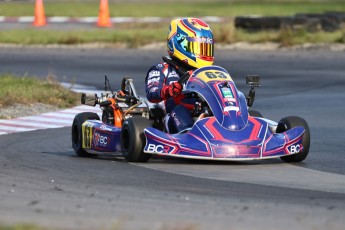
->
[72,112,100,157]
[235,16,284,30]
[248,110,263,118]
[276,116,310,162]
[121,116,152,162]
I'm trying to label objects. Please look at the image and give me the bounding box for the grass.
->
[1,22,344,47]
[214,24,345,45]
[0,74,80,108]
[0,25,166,47]
[1,1,345,17]
[0,223,45,230]
[0,0,344,46]
[0,26,188,46]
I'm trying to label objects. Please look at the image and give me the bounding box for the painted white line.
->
[57,110,102,119]
[70,105,100,110]
[19,118,70,125]
[201,16,222,22]
[22,116,72,125]
[66,106,100,111]
[73,105,100,109]
[77,17,97,23]
[138,17,162,23]
[111,17,135,23]
[0,83,104,135]
[41,112,78,119]
[72,105,102,112]
[0,126,36,132]
[48,17,69,23]
[60,109,96,114]
[0,119,64,129]
[0,16,225,24]
[18,16,34,23]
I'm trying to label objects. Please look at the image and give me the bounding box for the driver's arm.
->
[145,64,167,103]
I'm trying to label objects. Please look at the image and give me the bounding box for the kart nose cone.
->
[228,124,238,130]
[222,113,246,131]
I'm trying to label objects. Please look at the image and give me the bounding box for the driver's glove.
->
[160,81,182,99]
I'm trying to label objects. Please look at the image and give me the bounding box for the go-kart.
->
[72,64,310,163]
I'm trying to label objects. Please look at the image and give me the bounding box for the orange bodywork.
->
[106,97,124,128]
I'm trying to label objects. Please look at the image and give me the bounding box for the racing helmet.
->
[167,18,214,69]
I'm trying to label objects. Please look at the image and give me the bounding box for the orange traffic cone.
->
[97,0,112,27]
[33,0,46,27]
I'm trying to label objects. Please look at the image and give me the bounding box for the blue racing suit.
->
[145,60,195,133]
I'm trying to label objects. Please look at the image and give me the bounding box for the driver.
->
[145,18,214,133]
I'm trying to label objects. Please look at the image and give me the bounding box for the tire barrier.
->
[235,12,345,32]
[235,16,290,30]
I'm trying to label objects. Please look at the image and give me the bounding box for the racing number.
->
[82,124,92,149]
[205,71,227,79]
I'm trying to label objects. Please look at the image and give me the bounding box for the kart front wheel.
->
[121,116,152,162]
[276,116,310,162]
[72,112,100,157]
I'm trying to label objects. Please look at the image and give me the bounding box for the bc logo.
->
[147,144,171,153]
[288,144,303,154]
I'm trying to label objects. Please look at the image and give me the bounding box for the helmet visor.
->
[180,37,214,58]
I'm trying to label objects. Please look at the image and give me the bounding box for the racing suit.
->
[145,57,196,133]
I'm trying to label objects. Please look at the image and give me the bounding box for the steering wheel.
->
[121,77,130,96]
[178,72,191,85]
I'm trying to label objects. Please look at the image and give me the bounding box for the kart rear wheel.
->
[276,116,310,162]
[72,112,100,157]
[249,110,263,117]
[121,116,152,162]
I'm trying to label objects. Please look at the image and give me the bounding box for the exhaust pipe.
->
[81,93,97,106]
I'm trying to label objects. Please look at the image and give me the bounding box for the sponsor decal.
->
[287,144,303,154]
[100,125,113,131]
[221,87,233,98]
[93,132,109,148]
[187,36,214,44]
[82,122,93,149]
[201,37,213,44]
[147,76,160,85]
[167,71,179,78]
[147,143,171,153]
[148,71,160,78]
[148,82,159,88]
[224,106,239,112]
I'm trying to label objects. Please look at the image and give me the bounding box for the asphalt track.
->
[0,47,345,230]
